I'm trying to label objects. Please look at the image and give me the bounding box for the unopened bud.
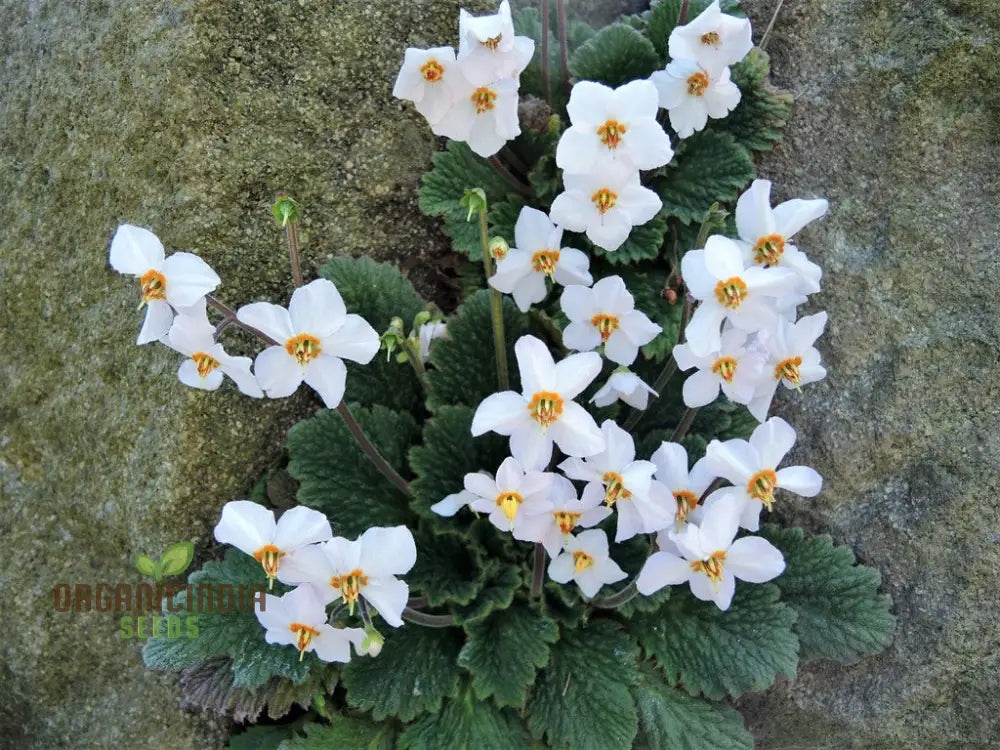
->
[380,317,406,361]
[459,187,488,221]
[488,236,509,261]
[272,193,299,227]
[412,310,432,331]
[360,626,384,657]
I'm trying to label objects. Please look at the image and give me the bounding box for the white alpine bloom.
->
[560,275,661,366]
[433,73,520,158]
[489,206,592,312]
[650,59,741,139]
[672,327,763,407]
[650,441,717,526]
[681,235,797,357]
[237,279,379,408]
[457,0,535,85]
[704,416,823,531]
[668,0,753,74]
[591,369,658,409]
[256,585,365,663]
[555,80,674,174]
[747,312,828,422]
[109,224,221,345]
[514,475,612,555]
[548,529,627,598]
[430,489,477,517]
[165,303,263,397]
[559,420,671,542]
[471,335,605,470]
[418,321,447,364]
[550,159,662,252]
[735,179,828,293]
[282,526,417,628]
[463,456,554,532]
[392,46,461,125]
[213,500,332,588]
[636,495,784,611]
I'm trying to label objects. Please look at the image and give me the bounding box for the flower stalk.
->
[556,0,570,97]
[402,606,455,628]
[530,542,546,598]
[336,403,411,496]
[478,206,510,391]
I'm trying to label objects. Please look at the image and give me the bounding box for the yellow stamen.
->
[472,86,497,114]
[191,352,221,378]
[330,569,369,615]
[531,249,560,275]
[690,550,726,583]
[419,59,445,82]
[139,269,167,304]
[711,356,738,383]
[747,469,778,510]
[687,71,710,96]
[591,313,620,343]
[285,333,322,366]
[480,33,502,51]
[752,234,786,265]
[774,356,802,385]
[700,31,721,46]
[591,188,617,215]
[602,471,632,506]
[573,550,594,573]
[713,277,748,308]
[673,489,698,523]
[253,544,285,589]
[527,391,564,429]
[289,622,321,661]
[553,511,582,537]
[596,119,628,150]
[496,491,524,524]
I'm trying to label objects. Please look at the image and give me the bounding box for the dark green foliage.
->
[409,529,485,607]
[452,565,522,625]
[646,0,684,60]
[617,265,684,361]
[398,686,533,750]
[277,718,396,750]
[712,49,794,153]
[570,24,661,87]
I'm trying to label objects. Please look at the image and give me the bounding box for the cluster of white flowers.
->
[392,0,534,157]
[213,500,416,662]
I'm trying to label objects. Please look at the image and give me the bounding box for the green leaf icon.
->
[135,554,157,578]
[159,541,195,577]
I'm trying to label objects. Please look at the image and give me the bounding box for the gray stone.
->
[738,0,1000,747]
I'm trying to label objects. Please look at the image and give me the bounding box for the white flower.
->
[550,159,662,252]
[237,279,379,408]
[109,224,221,345]
[650,60,741,139]
[548,529,627,598]
[560,275,661,366]
[392,46,462,125]
[746,312,828,421]
[255,585,365,663]
[591,369,658,409]
[463,456,554,532]
[559,420,670,542]
[668,0,753,74]
[514,475,612,555]
[418,321,447,364]
[556,80,674,174]
[704,416,823,530]
[636,495,784,611]
[680,235,797,356]
[734,179,828,293]
[430,489,476,517]
[165,303,263,397]
[284,526,417,628]
[488,207,592,312]
[213,500,332,588]
[471,335,605,470]
[650,441,717,526]
[456,0,535,85]
[673,327,763,407]
[433,74,521,157]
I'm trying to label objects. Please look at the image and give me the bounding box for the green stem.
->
[488,156,532,197]
[286,222,303,287]
[670,406,699,443]
[336,403,411,496]
[530,543,546,599]
[401,338,429,394]
[480,208,509,391]
[592,578,639,609]
[541,0,551,105]
[556,0,570,97]
[206,295,279,345]
[402,607,455,628]
[678,0,690,24]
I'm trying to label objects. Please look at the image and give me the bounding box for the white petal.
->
[566,80,613,125]
[237,302,296,344]
[323,314,380,365]
[495,456,525,490]
[554,351,603,399]
[214,500,275,554]
[603,330,639,366]
[750,416,797,467]
[586,211,632,252]
[623,118,673,170]
[510,424,554,470]
[562,321,602,352]
[431,490,475,517]
[636,551,692,595]
[489,250,534,294]
[548,551,576,583]
[651,442,690,488]
[109,224,165,275]
[552,247,593,287]
[773,198,828,238]
[683,304,725,357]
[219,353,265,398]
[618,184,662,226]
[556,125,603,174]
[550,402,605,457]
[254,346,303,399]
[705,438,757,484]
[161,252,221,308]
[679,248,714,299]
[471,391,530,436]
[703,235,745,279]
[511,273,548,312]
[727,537,785,583]
[177,359,223,391]
[289,278,347,337]
[516,334,558,394]
[360,526,417,577]
[273,505,333,550]
[776,466,823,497]
[682,369,721,407]
[137,300,174,345]
[735,179,776,243]
[362,577,409,628]
[465,471,500,500]
[550,190,591,233]
[312,625,361,662]
[167,310,215,356]
[304,355,348,408]
[698,496,740,553]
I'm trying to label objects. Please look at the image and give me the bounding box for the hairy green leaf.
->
[645,0,683,60]
[453,565,522,625]
[228,724,297,750]
[399,685,532,750]
[278,717,395,750]
[657,130,755,224]
[409,529,485,607]
[569,24,660,87]
[711,48,793,153]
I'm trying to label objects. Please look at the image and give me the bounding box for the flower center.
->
[553,511,582,537]
[285,333,322,365]
[591,313,620,342]
[253,544,285,589]
[527,390,564,429]
[700,30,721,46]
[753,234,786,265]
[591,188,617,215]
[747,469,778,510]
[289,622,321,661]
[774,356,802,385]
[572,550,594,573]
[191,352,221,378]
[420,59,445,82]
[139,269,167,303]
[480,33,502,51]
[686,72,709,96]
[602,471,632,506]
[330,569,369,615]
[472,86,497,114]
[673,489,699,523]
[596,119,628,150]
[495,491,524,524]
[713,277,748,308]
[690,550,726,583]
[531,249,560,275]
[711,356,738,383]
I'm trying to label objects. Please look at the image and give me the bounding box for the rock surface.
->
[739,0,1000,747]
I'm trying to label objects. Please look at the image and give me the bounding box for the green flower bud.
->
[272,193,299,227]
[488,236,509,261]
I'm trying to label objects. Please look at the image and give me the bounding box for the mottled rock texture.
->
[739,0,1000,747]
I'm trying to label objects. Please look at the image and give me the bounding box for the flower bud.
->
[360,625,384,657]
[272,193,299,227]
[459,187,488,221]
[488,236,509,261]
[380,317,406,361]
